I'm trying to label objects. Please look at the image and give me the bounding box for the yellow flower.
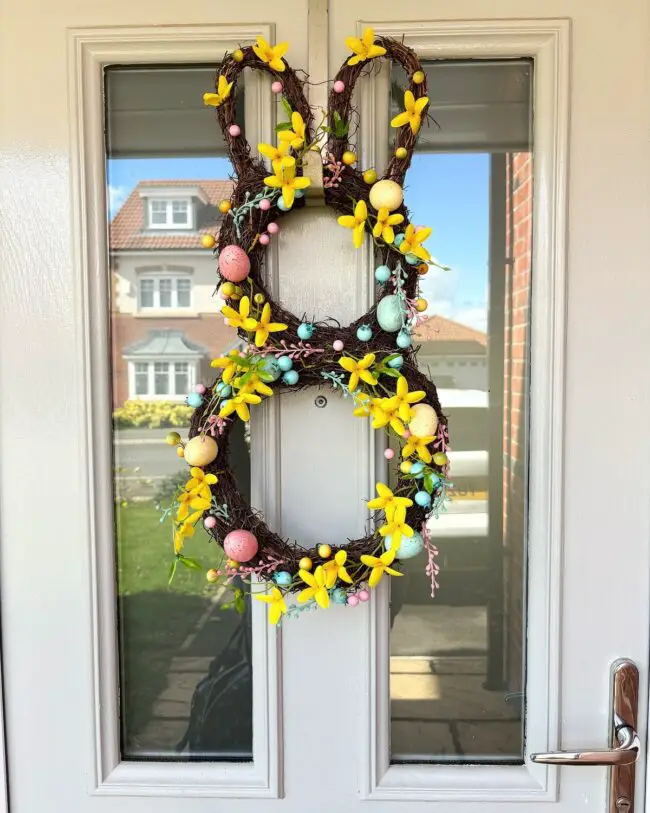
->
[353,392,380,419]
[254,302,287,347]
[402,432,436,463]
[222,296,258,331]
[399,223,432,262]
[185,467,218,500]
[391,90,429,134]
[298,565,330,609]
[370,398,408,435]
[176,490,211,522]
[173,510,202,554]
[264,156,311,209]
[258,140,290,172]
[256,586,288,625]
[252,36,289,72]
[378,505,414,548]
[338,352,377,391]
[367,482,413,519]
[322,550,353,588]
[338,200,368,249]
[219,392,262,422]
[345,27,387,66]
[211,350,245,384]
[372,207,404,243]
[234,372,274,397]
[360,549,403,588]
[203,75,233,108]
[390,376,426,421]
[278,112,307,150]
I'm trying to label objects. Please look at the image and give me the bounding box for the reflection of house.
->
[414,314,487,390]
[109,179,235,406]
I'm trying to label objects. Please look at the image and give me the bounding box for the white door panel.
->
[1,1,649,812]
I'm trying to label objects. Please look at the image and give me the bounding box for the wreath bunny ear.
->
[204,38,314,185]
[327,31,429,185]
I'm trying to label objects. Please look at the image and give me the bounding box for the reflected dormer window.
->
[147,198,192,229]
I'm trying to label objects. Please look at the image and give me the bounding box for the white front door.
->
[2,1,649,812]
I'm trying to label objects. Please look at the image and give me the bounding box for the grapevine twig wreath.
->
[164,29,452,624]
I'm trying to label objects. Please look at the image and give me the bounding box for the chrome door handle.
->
[531,714,639,766]
[531,659,640,813]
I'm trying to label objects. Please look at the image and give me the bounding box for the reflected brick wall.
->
[503,152,532,691]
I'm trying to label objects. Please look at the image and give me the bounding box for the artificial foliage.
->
[165,30,450,623]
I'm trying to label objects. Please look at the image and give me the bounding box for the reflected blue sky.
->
[107,152,489,331]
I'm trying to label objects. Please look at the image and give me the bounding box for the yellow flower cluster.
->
[211,346,278,422]
[221,296,287,348]
[352,375,425,436]
[173,467,218,553]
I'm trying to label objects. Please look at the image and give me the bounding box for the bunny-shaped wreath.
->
[166,30,450,623]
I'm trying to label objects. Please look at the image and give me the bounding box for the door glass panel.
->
[388,60,533,763]
[106,65,252,762]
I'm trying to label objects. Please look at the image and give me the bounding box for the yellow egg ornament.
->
[299,556,313,571]
[232,48,244,62]
[342,150,357,166]
[400,460,413,474]
[176,446,185,458]
[318,544,332,559]
[395,147,408,160]
[363,168,378,184]
[206,569,220,583]
[183,435,219,467]
[218,200,231,213]
[415,298,428,312]
[412,70,425,84]
[408,404,439,438]
[201,234,216,249]
[369,179,404,212]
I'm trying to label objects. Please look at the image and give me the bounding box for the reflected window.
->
[106,65,252,762]
[388,60,533,764]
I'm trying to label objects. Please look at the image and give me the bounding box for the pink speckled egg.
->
[223,530,259,563]
[228,124,241,137]
[259,233,270,245]
[267,222,279,234]
[333,80,345,93]
[219,245,250,282]
[259,198,271,211]
[332,339,344,352]
[271,81,283,93]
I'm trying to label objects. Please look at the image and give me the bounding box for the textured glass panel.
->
[106,64,252,762]
[388,59,532,764]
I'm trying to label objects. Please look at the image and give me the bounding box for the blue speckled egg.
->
[377,294,403,333]
[215,381,232,397]
[332,588,348,604]
[394,233,405,247]
[282,370,299,386]
[187,392,203,408]
[374,264,391,283]
[396,329,412,348]
[277,355,293,372]
[410,461,425,476]
[297,322,315,340]
[356,324,373,342]
[429,473,442,489]
[273,571,292,586]
[387,354,403,369]
[277,198,291,211]
[405,253,420,265]
[295,189,305,199]
[389,531,424,560]
[414,490,432,508]
[259,358,281,382]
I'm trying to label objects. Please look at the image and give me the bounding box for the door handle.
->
[531,659,639,813]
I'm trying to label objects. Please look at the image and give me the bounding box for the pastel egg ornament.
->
[410,460,426,477]
[187,392,204,408]
[376,294,404,333]
[387,354,403,369]
[369,179,404,212]
[408,404,439,438]
[414,490,432,508]
[356,324,373,342]
[259,358,282,382]
[273,571,292,587]
[218,244,251,282]
[374,264,391,283]
[183,435,219,467]
[282,369,299,386]
[332,588,348,604]
[223,530,259,563]
[277,355,293,372]
[389,531,425,560]
[396,329,412,349]
[297,322,315,340]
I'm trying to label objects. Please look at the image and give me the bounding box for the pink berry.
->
[228,124,241,137]
[271,81,283,93]
[347,594,359,607]
[195,384,207,395]
[267,222,279,234]
[259,233,270,245]
[259,198,271,211]
[384,448,395,460]
[333,80,345,93]
[358,589,370,602]
[333,339,344,352]
[204,516,217,529]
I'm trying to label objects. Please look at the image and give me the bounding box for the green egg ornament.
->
[388,531,424,560]
[376,294,403,333]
